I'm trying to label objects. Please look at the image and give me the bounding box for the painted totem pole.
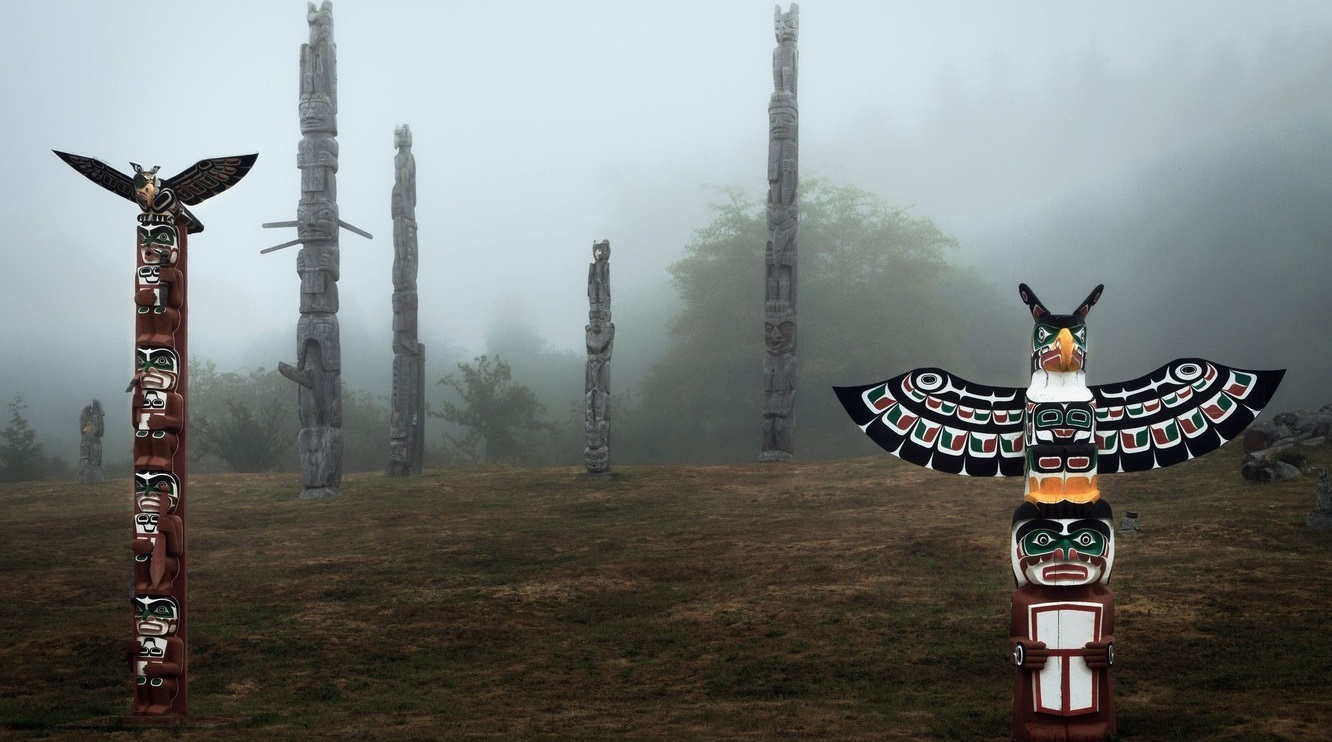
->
[583,240,615,477]
[54,150,257,718]
[79,400,105,484]
[387,124,425,476]
[762,3,800,463]
[262,0,371,498]
[834,283,1283,740]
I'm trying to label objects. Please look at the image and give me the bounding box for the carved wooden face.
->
[1011,505,1114,588]
[133,596,179,637]
[768,98,797,140]
[136,348,179,390]
[135,472,179,514]
[138,224,178,266]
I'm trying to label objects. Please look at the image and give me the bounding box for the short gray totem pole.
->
[386,124,425,477]
[262,0,372,499]
[79,399,105,484]
[761,4,799,463]
[582,240,615,478]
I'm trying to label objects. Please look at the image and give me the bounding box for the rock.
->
[1241,459,1275,483]
[1242,429,1270,453]
[1118,511,1141,535]
[1275,461,1303,480]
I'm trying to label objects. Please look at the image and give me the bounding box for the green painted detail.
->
[1022,528,1106,557]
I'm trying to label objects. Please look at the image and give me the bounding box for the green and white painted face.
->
[133,596,179,637]
[1011,516,1114,588]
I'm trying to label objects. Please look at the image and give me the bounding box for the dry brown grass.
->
[2,441,1331,740]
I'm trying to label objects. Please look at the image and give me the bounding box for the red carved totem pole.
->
[55,150,256,719]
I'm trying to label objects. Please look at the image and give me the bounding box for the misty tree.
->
[190,360,393,474]
[622,178,975,463]
[191,362,297,473]
[432,354,556,463]
[1,396,46,483]
[482,319,584,465]
[194,399,290,472]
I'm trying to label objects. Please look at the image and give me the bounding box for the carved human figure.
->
[133,511,183,594]
[298,133,339,195]
[78,400,105,484]
[132,367,184,470]
[1009,500,1116,740]
[131,596,183,715]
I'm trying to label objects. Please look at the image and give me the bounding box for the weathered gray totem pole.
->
[79,400,105,484]
[761,4,799,463]
[55,149,257,718]
[262,0,371,498]
[582,240,615,478]
[386,125,425,476]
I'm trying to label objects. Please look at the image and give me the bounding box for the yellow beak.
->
[1056,328,1075,371]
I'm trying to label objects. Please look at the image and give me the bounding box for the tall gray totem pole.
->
[262,0,372,499]
[386,124,425,477]
[761,4,799,463]
[583,240,615,477]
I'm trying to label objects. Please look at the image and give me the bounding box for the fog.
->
[3,1,1330,464]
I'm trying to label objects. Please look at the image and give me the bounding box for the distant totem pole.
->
[836,284,1283,740]
[55,149,257,718]
[387,124,425,476]
[583,240,615,477]
[79,400,105,484]
[263,0,372,498]
[761,4,799,463]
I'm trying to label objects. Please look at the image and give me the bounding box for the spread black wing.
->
[1091,358,1285,473]
[52,150,135,204]
[166,154,258,206]
[834,368,1026,477]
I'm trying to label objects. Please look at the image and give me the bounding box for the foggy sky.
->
[3,0,1331,460]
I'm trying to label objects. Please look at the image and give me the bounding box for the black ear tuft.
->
[1075,284,1105,318]
[1018,283,1049,321]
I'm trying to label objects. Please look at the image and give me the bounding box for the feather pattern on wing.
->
[166,154,259,206]
[834,368,1026,477]
[52,150,135,203]
[1090,358,1284,473]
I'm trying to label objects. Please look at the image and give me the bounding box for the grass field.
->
[2,440,1331,740]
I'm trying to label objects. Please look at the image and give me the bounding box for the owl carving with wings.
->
[834,283,1284,503]
[53,151,257,233]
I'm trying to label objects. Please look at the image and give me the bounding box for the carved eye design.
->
[1035,327,1052,343]
[1036,409,1063,427]
[1066,409,1092,428]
